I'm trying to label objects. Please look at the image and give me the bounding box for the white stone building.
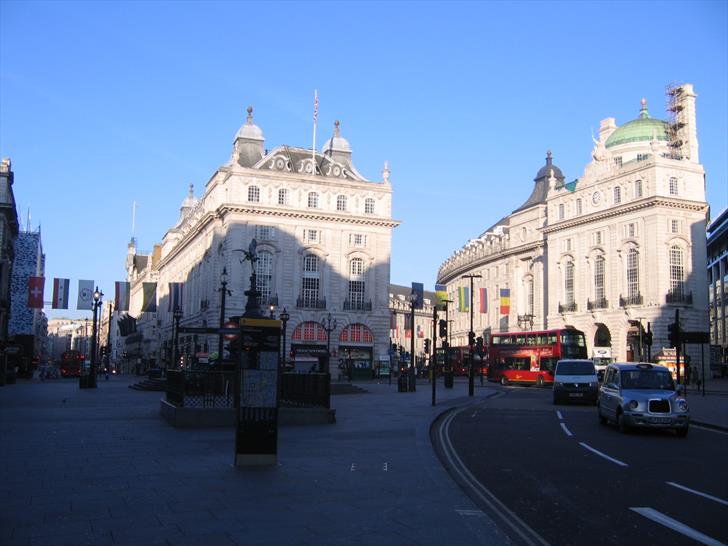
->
[126,108,399,372]
[438,84,709,365]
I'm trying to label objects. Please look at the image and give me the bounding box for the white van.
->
[553,359,599,405]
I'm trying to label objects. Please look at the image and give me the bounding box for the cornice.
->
[219,204,401,228]
[543,197,708,235]
[438,240,543,284]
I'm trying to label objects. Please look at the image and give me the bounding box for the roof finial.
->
[246,106,253,124]
[382,160,390,183]
[546,150,552,164]
[334,119,340,137]
[639,98,649,119]
[188,183,194,198]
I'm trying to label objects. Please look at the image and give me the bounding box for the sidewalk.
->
[0,376,510,546]
[683,374,728,432]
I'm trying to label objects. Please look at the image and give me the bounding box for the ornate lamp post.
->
[89,287,103,388]
[269,304,276,318]
[517,314,535,331]
[279,307,290,369]
[217,267,231,361]
[462,274,482,397]
[320,313,337,374]
[173,307,182,369]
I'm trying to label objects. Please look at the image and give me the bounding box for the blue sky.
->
[1,0,726,320]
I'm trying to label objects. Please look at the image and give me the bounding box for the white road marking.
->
[556,410,563,421]
[578,442,628,467]
[630,507,726,546]
[456,509,486,517]
[350,463,356,472]
[666,481,728,507]
[383,462,388,472]
[560,423,573,437]
[693,424,728,436]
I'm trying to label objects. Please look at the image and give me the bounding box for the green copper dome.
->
[605,98,669,149]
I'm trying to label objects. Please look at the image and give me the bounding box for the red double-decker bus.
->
[59,350,85,377]
[487,327,587,386]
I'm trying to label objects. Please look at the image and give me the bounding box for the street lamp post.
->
[321,313,337,374]
[173,307,182,369]
[279,308,290,369]
[218,267,231,362]
[409,293,417,392]
[90,287,103,388]
[269,304,275,318]
[462,274,482,397]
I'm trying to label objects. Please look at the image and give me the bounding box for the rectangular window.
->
[614,157,623,168]
[348,280,365,306]
[669,177,678,196]
[304,229,319,243]
[670,219,680,233]
[576,198,582,216]
[349,233,367,247]
[278,189,288,205]
[636,153,649,162]
[558,203,565,220]
[256,226,274,240]
[613,186,621,204]
[625,223,637,238]
[593,231,602,246]
[635,179,643,198]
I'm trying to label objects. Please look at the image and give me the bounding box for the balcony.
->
[619,293,643,307]
[343,299,372,312]
[262,294,279,307]
[558,302,578,314]
[666,290,692,305]
[296,296,327,309]
[587,298,609,311]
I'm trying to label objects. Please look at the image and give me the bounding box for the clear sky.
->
[1,0,726,320]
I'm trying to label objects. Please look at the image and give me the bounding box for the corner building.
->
[438,84,709,365]
[127,108,399,373]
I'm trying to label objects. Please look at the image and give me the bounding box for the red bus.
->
[487,328,587,386]
[60,350,85,377]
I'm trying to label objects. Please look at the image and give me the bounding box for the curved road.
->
[432,386,728,546]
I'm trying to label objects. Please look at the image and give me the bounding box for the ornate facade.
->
[126,109,399,372]
[438,84,709,365]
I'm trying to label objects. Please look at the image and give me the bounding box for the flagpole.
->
[312,89,318,176]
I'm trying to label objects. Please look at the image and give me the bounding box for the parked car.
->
[597,362,689,437]
[553,359,599,404]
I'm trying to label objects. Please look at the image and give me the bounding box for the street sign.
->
[178,326,239,335]
[681,331,710,344]
[223,321,239,340]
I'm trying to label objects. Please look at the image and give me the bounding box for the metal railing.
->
[296,296,327,309]
[666,290,692,305]
[587,298,609,310]
[343,299,372,311]
[619,293,643,307]
[280,372,330,409]
[558,302,578,313]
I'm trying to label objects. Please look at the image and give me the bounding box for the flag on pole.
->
[115,281,130,311]
[141,282,157,313]
[390,311,397,330]
[500,288,511,315]
[312,89,319,176]
[435,284,448,311]
[411,282,424,310]
[313,89,319,124]
[416,325,424,338]
[77,279,94,310]
[52,278,69,309]
[479,287,488,314]
[404,313,412,338]
[28,276,45,308]
[458,286,470,312]
[168,282,184,312]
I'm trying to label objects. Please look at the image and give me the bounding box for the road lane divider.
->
[437,408,550,546]
[559,423,573,437]
[556,410,563,421]
[630,507,726,546]
[578,442,628,467]
[666,481,728,507]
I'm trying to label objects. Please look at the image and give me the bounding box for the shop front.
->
[339,323,374,380]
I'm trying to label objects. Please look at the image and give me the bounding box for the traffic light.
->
[468,331,476,347]
[667,322,681,348]
[439,319,448,338]
[424,338,431,354]
[475,336,484,355]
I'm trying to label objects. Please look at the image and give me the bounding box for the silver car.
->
[597,363,689,437]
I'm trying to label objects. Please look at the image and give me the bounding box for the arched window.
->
[669,246,685,299]
[255,250,273,303]
[669,177,678,196]
[348,258,366,309]
[248,186,260,202]
[627,248,640,301]
[278,188,288,205]
[336,195,347,211]
[565,261,575,306]
[307,192,319,208]
[364,198,375,214]
[594,255,605,303]
[301,254,320,307]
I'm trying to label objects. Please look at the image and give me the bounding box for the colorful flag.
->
[435,284,448,310]
[313,89,319,124]
[411,282,424,310]
[77,280,94,310]
[168,282,184,312]
[52,278,69,309]
[28,276,45,308]
[404,313,412,337]
[458,286,470,312]
[416,324,424,338]
[500,288,511,315]
[141,282,157,313]
[479,287,488,314]
[115,281,130,311]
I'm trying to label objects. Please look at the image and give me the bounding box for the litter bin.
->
[397,374,408,392]
[408,373,416,392]
[444,370,454,389]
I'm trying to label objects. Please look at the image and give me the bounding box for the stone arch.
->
[594,323,611,347]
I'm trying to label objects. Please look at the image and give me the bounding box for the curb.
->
[691,420,728,433]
